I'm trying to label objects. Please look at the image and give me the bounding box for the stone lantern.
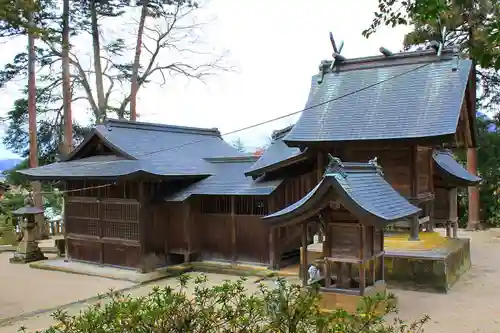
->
[9,196,47,263]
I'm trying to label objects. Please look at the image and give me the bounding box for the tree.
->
[1,0,229,163]
[363,0,500,113]
[364,0,500,226]
[24,275,428,333]
[231,137,246,153]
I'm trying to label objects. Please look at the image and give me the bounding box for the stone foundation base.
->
[384,237,470,293]
[9,241,47,264]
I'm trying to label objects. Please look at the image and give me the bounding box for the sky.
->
[0,0,410,159]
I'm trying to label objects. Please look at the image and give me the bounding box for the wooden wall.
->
[340,145,433,198]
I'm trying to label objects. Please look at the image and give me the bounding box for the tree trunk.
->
[62,0,72,155]
[130,0,149,121]
[90,0,106,124]
[27,9,46,240]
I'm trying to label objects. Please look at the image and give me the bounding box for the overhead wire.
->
[26,61,432,195]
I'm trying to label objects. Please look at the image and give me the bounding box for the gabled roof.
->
[165,156,282,201]
[245,125,308,177]
[262,156,421,227]
[284,48,473,146]
[433,149,481,187]
[19,119,243,180]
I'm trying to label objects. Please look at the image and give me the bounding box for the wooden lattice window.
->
[102,220,139,240]
[65,199,99,236]
[235,196,268,216]
[102,201,139,222]
[200,196,231,214]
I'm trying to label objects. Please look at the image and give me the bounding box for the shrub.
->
[25,275,429,333]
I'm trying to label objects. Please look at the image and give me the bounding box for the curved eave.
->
[433,151,481,187]
[263,173,421,227]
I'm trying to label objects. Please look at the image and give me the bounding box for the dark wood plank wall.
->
[342,147,412,197]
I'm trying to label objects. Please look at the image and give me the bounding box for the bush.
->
[25,275,429,333]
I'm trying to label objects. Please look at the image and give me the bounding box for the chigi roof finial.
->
[318,32,345,84]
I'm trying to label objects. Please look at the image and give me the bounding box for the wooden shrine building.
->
[19,45,480,272]
[263,155,420,301]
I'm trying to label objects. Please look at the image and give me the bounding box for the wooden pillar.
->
[62,181,70,261]
[268,227,276,269]
[449,187,459,238]
[359,224,366,296]
[409,146,420,241]
[301,221,308,286]
[467,147,481,230]
[231,196,237,263]
[138,181,147,269]
[379,229,385,281]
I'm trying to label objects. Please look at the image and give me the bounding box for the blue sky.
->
[0,0,409,159]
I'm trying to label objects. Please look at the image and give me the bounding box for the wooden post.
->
[359,224,366,296]
[379,229,385,281]
[138,181,146,266]
[449,187,459,238]
[467,147,481,230]
[301,221,308,286]
[268,227,276,269]
[183,200,191,263]
[409,146,420,241]
[231,196,237,263]
[63,184,69,261]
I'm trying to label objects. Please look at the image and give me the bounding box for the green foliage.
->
[25,275,429,333]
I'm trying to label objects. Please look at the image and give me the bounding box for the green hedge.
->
[24,275,429,333]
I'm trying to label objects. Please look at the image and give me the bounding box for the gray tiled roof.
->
[166,157,282,201]
[20,119,243,179]
[284,49,473,145]
[263,158,421,226]
[245,126,307,177]
[433,149,481,186]
[18,155,210,180]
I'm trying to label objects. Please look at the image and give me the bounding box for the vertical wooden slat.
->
[231,196,237,263]
[301,221,308,286]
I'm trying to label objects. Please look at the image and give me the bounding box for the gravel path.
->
[1,229,500,332]
[0,253,135,323]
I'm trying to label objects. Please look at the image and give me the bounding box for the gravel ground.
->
[0,252,135,322]
[1,229,500,332]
